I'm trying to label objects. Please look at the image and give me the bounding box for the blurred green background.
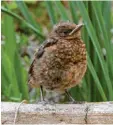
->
[1,1,113,102]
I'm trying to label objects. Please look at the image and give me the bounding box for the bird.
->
[28,21,87,103]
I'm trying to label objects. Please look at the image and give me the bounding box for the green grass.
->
[2,13,28,101]
[1,1,113,102]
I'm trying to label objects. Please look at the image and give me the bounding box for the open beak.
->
[69,24,84,35]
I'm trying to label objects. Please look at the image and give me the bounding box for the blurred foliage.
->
[1,1,113,102]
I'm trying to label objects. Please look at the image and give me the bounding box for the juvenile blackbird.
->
[28,21,87,103]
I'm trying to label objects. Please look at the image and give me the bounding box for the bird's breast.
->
[52,39,86,65]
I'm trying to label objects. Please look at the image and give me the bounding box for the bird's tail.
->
[28,83,33,93]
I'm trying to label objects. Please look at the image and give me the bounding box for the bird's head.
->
[50,21,84,39]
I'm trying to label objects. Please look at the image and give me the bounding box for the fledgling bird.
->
[28,21,87,103]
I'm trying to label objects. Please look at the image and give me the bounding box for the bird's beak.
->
[69,24,84,35]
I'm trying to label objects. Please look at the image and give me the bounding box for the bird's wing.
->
[28,58,35,75]
[36,38,58,58]
[28,38,58,74]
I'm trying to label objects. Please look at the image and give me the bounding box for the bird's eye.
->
[63,29,72,35]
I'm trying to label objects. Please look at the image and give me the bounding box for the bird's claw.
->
[37,100,55,105]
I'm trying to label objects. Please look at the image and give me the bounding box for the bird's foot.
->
[68,100,86,104]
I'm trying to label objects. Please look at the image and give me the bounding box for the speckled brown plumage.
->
[28,21,87,98]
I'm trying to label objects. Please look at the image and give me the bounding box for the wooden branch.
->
[1,102,113,124]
